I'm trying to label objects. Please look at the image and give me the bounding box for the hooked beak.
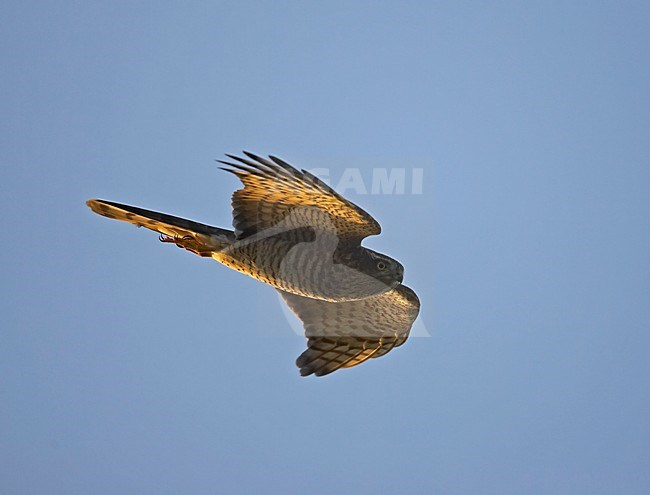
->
[396,265,404,284]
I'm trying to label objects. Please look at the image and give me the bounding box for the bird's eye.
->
[377,261,386,270]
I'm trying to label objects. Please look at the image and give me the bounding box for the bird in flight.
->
[87,152,420,376]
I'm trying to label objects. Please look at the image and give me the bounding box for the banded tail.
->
[86,199,234,257]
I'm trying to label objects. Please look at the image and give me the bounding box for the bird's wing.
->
[279,285,420,377]
[218,152,381,243]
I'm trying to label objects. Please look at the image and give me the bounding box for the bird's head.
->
[348,247,404,288]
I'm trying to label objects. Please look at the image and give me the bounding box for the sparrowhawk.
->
[87,152,420,376]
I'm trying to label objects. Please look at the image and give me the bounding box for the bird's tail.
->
[86,199,235,257]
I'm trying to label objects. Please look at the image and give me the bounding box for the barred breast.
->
[213,232,394,302]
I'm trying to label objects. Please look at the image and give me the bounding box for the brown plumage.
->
[281,285,420,376]
[218,152,380,242]
[87,152,420,376]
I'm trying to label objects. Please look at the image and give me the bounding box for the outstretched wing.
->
[279,285,420,377]
[218,152,381,243]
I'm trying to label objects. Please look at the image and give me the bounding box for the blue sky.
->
[2,1,649,493]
